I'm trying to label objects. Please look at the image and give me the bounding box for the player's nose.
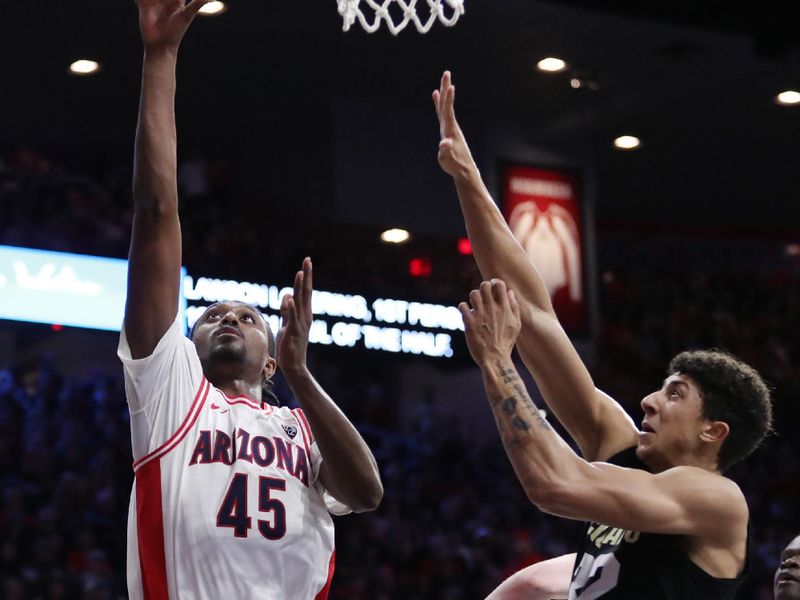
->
[640,393,658,415]
[221,310,239,324]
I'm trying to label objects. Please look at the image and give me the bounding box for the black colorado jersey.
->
[568,447,747,599]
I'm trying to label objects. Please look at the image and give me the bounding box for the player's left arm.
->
[277,258,383,513]
[462,279,748,540]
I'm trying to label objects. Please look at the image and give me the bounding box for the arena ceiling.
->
[1,1,799,230]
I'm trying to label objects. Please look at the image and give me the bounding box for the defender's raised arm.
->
[126,0,209,359]
[433,71,638,461]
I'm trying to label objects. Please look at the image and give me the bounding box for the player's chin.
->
[636,430,655,448]
[775,578,800,600]
[634,442,653,461]
[209,343,245,362]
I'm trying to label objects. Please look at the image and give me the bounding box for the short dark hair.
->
[189,302,279,406]
[668,350,772,472]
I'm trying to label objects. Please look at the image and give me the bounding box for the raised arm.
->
[277,259,383,513]
[125,0,209,359]
[433,71,637,461]
[460,280,747,545]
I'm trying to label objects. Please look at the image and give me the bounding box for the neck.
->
[203,362,262,402]
[214,379,262,401]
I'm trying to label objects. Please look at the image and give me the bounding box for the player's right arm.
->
[433,71,638,461]
[126,0,209,359]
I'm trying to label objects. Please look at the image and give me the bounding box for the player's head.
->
[189,301,278,404]
[636,350,771,473]
[775,534,800,600]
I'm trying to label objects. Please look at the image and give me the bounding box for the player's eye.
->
[241,313,254,322]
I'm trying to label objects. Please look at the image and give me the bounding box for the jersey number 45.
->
[216,473,287,540]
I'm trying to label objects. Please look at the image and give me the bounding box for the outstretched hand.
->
[459,279,521,368]
[277,258,314,376]
[432,71,477,180]
[136,0,211,51]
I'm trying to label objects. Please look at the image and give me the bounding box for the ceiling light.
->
[380,228,410,244]
[569,72,600,91]
[199,1,226,15]
[69,60,100,75]
[613,135,641,150]
[776,90,800,106]
[537,57,567,73]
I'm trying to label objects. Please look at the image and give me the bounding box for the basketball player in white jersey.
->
[434,71,771,600]
[121,1,383,598]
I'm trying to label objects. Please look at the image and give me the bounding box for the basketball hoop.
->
[337,0,465,35]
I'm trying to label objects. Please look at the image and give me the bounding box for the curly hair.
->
[668,350,772,472]
[189,302,279,406]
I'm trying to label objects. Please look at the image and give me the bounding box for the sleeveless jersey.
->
[119,317,349,600]
[569,447,747,600]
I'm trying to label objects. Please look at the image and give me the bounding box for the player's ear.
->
[700,420,729,445]
[262,356,277,380]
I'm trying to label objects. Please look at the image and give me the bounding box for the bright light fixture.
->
[69,60,100,75]
[537,57,567,73]
[776,90,800,105]
[380,228,411,244]
[613,135,641,150]
[199,1,226,15]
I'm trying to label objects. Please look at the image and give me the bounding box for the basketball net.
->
[337,0,465,35]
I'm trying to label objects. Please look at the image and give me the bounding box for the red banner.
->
[501,164,586,333]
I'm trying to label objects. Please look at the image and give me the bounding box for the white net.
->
[337,0,465,35]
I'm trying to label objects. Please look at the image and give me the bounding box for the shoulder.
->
[660,466,742,493]
[659,467,748,525]
[119,315,195,364]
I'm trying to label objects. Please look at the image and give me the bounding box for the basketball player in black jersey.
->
[776,535,800,599]
[434,71,772,599]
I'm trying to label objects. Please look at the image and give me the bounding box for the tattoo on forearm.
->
[512,416,531,431]
[493,361,551,433]
[498,364,517,384]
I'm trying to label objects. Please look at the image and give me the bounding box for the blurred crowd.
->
[1,149,799,599]
[0,148,478,302]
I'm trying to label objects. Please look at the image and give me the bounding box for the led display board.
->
[0,246,460,358]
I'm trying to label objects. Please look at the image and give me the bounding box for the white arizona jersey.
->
[119,317,348,600]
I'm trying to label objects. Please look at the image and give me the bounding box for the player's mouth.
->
[215,326,242,338]
[641,421,656,434]
[777,570,800,584]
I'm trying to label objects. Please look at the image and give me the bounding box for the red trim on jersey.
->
[314,549,336,600]
[292,409,313,465]
[133,378,211,472]
[136,460,168,600]
[222,392,274,414]
[294,408,314,445]
[221,395,258,410]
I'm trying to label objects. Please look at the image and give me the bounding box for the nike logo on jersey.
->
[211,403,221,409]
